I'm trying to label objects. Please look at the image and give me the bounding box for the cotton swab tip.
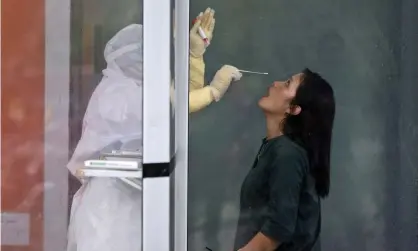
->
[239,69,269,75]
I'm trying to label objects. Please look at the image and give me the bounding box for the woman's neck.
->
[265,114,284,140]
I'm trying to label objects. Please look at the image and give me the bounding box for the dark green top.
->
[233,136,321,251]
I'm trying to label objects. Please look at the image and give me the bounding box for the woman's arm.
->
[238,232,279,251]
[239,149,306,251]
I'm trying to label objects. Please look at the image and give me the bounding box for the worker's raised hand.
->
[200,8,215,42]
[190,8,215,57]
[209,65,242,102]
[190,14,206,57]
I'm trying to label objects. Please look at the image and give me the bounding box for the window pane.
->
[1,0,143,251]
[188,1,417,251]
[69,0,143,250]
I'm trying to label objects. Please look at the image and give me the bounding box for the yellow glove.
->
[200,8,215,42]
[189,50,212,113]
[190,8,215,57]
[189,55,205,90]
[170,79,214,114]
[209,65,242,102]
[189,65,243,112]
[172,63,243,113]
[189,87,214,113]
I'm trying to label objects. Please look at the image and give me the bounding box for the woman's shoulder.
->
[272,135,307,153]
[270,136,309,165]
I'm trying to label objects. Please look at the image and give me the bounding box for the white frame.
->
[173,0,190,250]
[143,0,173,251]
[143,0,172,164]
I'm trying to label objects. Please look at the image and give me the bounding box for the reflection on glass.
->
[68,1,143,251]
[67,24,143,251]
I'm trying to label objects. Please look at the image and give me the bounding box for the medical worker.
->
[67,14,242,251]
[66,24,144,251]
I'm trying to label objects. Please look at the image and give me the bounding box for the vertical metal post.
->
[143,0,172,250]
[173,0,190,250]
[143,0,171,164]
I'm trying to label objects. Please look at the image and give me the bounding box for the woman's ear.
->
[290,105,301,116]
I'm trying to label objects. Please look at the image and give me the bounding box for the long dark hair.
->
[282,68,335,198]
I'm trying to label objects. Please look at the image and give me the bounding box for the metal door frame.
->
[172,1,190,251]
[142,0,190,250]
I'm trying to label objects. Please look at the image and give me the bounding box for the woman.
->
[234,69,335,251]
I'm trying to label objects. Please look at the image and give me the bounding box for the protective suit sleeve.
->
[170,80,214,114]
[189,86,214,113]
[188,54,216,113]
[189,55,205,90]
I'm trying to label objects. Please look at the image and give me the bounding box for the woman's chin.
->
[258,97,268,108]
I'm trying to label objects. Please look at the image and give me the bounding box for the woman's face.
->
[258,72,304,115]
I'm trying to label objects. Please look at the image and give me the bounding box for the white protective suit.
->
[67,24,144,251]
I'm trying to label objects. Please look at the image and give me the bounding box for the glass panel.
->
[188,1,417,251]
[68,0,144,250]
[1,0,143,251]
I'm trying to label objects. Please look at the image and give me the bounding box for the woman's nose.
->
[273,81,282,87]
